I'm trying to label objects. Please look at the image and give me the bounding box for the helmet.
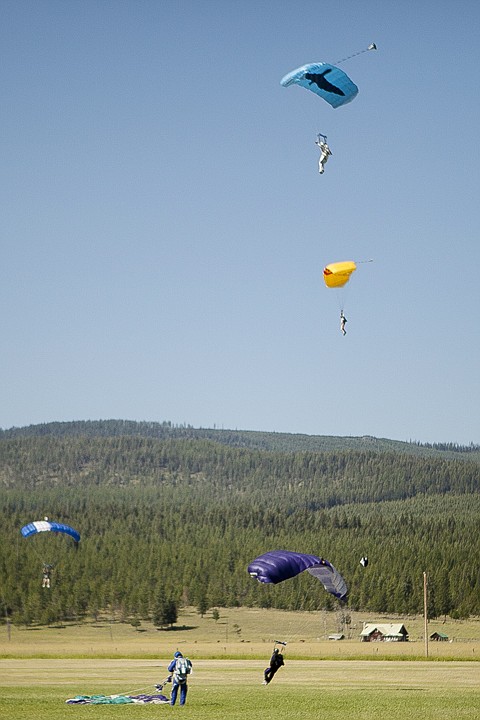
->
[174,651,183,658]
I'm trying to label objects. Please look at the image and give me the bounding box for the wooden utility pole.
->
[423,571,429,658]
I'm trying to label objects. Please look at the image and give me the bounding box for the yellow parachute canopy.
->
[323,261,357,288]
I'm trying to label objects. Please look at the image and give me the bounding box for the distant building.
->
[360,623,409,642]
[328,633,345,641]
[430,632,448,641]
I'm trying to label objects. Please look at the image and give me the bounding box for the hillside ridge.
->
[1,419,479,462]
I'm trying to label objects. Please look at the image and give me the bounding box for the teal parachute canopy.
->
[280,62,358,109]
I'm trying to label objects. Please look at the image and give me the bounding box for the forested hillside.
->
[2,419,480,461]
[0,424,479,626]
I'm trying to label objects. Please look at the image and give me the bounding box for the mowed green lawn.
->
[1,658,479,720]
[1,611,479,719]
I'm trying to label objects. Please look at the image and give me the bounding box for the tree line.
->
[2,419,479,461]
[0,431,478,626]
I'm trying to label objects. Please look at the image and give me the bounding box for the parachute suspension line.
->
[287,596,348,644]
[335,43,377,65]
[337,289,347,315]
[110,684,155,699]
[277,593,328,646]
[282,613,321,645]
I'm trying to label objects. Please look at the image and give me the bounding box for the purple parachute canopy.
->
[248,549,347,600]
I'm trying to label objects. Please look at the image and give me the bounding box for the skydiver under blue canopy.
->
[316,134,332,174]
[42,564,52,588]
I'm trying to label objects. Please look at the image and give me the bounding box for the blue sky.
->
[2,0,479,444]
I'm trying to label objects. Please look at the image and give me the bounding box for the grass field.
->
[1,609,479,719]
[0,658,479,720]
[2,607,479,660]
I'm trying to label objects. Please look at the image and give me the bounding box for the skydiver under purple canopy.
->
[263,647,285,685]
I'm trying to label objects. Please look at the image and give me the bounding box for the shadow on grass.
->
[156,625,198,632]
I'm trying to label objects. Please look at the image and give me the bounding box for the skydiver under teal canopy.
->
[316,133,332,174]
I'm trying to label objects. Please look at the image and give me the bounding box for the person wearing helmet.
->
[167,651,192,706]
[263,647,285,685]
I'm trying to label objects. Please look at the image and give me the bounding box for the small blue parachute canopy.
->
[21,520,80,544]
[280,63,358,109]
[248,549,347,600]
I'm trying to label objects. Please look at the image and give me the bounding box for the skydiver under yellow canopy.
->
[340,311,347,336]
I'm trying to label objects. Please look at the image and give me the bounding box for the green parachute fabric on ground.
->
[66,692,170,705]
[69,695,134,704]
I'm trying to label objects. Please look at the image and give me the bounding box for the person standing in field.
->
[167,651,192,706]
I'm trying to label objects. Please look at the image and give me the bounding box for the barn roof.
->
[360,623,408,637]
